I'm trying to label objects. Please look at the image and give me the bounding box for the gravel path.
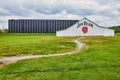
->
[0,39,84,65]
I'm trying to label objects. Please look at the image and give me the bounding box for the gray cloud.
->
[0,0,120,29]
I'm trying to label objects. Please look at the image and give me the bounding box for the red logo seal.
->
[82,27,88,33]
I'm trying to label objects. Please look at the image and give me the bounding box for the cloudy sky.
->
[0,0,120,29]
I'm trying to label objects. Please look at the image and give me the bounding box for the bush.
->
[2,28,8,33]
[0,29,2,33]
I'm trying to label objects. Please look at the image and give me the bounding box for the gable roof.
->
[57,18,114,32]
[80,18,108,29]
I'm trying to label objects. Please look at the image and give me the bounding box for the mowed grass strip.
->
[0,33,56,36]
[0,33,76,57]
[0,34,120,80]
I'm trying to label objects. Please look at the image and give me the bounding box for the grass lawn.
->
[0,33,120,80]
[0,33,76,57]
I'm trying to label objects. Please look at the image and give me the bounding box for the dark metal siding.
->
[8,19,79,33]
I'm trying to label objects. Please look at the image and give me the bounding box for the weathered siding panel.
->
[8,19,79,33]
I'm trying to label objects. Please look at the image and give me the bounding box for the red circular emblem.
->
[82,27,88,33]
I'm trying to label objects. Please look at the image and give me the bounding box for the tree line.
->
[109,25,120,33]
[0,29,8,33]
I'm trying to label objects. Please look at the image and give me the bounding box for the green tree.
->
[110,26,120,33]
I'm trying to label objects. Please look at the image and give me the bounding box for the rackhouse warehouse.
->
[8,18,114,36]
[9,19,78,33]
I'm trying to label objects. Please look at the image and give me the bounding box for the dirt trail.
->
[0,39,84,65]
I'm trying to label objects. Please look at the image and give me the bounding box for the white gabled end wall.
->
[56,18,114,37]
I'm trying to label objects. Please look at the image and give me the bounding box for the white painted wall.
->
[56,18,114,37]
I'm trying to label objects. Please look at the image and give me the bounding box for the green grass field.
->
[0,33,120,80]
[0,33,76,57]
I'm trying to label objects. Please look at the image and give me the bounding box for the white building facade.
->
[56,18,114,37]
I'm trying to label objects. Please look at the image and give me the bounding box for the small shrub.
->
[3,28,8,33]
[0,29,2,33]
